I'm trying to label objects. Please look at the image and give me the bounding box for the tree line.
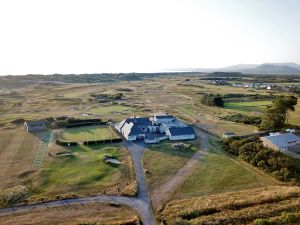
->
[223,136,299,182]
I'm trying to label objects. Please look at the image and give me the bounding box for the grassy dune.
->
[160,185,300,225]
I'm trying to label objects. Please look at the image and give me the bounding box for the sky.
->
[0,0,299,75]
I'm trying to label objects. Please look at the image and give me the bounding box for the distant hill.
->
[242,63,300,74]
[176,63,300,74]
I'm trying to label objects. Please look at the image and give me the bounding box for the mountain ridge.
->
[174,63,300,74]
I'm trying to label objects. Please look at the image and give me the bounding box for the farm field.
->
[173,139,277,198]
[0,202,139,225]
[143,141,198,191]
[60,125,120,142]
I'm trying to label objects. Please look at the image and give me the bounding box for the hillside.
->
[160,185,300,224]
[243,63,300,74]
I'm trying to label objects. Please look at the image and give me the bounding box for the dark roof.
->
[155,115,174,119]
[25,120,46,127]
[122,117,152,136]
[168,127,195,136]
[125,117,152,126]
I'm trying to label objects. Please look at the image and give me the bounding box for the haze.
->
[0,0,300,75]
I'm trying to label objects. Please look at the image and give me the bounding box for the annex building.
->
[260,133,300,152]
[24,120,47,132]
[115,113,196,143]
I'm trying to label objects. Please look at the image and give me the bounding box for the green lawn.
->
[143,141,198,190]
[88,105,130,115]
[61,125,120,142]
[224,100,272,113]
[30,144,132,197]
[224,100,300,126]
[175,139,277,198]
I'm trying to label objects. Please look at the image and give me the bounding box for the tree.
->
[200,93,224,107]
[260,96,297,130]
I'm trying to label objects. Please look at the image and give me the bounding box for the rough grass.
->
[60,126,120,142]
[88,105,130,115]
[174,139,277,198]
[0,128,41,189]
[0,203,139,225]
[143,141,198,190]
[160,185,300,225]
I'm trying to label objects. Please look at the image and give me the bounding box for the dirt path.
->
[151,128,210,210]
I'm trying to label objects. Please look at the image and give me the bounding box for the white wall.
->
[169,134,195,141]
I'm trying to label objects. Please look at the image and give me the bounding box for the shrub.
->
[280,212,299,223]
[222,113,261,125]
[0,185,29,207]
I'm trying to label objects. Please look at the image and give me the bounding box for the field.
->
[59,125,120,142]
[22,144,134,202]
[223,100,300,127]
[0,74,300,223]
[160,185,300,224]
[289,102,300,126]
[224,100,272,113]
[0,128,42,190]
[174,139,277,198]
[88,105,130,115]
[0,203,139,225]
[0,127,134,205]
[143,141,198,190]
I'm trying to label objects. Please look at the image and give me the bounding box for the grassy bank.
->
[174,139,277,198]
[143,141,198,190]
[160,185,300,225]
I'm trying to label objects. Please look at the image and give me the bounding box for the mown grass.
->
[174,139,276,198]
[224,100,272,113]
[61,125,120,142]
[143,141,198,190]
[160,185,300,225]
[289,102,300,126]
[24,144,133,200]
